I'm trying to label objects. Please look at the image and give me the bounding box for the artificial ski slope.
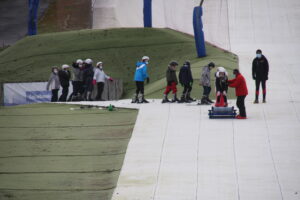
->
[93,0,300,199]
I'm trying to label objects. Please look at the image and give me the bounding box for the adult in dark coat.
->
[252,49,269,103]
[179,61,194,102]
[58,64,71,102]
[82,59,94,101]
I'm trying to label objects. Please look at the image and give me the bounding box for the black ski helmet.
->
[169,61,178,66]
[208,62,215,67]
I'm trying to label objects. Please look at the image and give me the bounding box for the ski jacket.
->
[200,65,211,86]
[252,55,269,80]
[47,72,60,90]
[82,64,94,85]
[58,70,71,87]
[166,67,178,85]
[72,63,83,82]
[228,73,248,96]
[215,76,228,92]
[93,68,110,83]
[179,65,193,85]
[134,62,148,82]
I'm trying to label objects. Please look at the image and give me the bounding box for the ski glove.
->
[108,77,114,81]
[146,77,150,84]
[92,79,97,85]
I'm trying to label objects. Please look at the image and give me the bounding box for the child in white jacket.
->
[93,62,113,101]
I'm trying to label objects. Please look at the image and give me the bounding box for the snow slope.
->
[91,0,300,199]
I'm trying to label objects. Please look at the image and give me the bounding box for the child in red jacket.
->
[228,69,248,119]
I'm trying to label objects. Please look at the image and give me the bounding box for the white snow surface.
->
[83,0,300,199]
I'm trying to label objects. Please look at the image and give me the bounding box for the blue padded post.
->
[193,6,206,57]
[28,0,40,35]
[144,0,152,27]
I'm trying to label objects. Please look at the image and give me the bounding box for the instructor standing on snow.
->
[132,56,150,103]
[228,69,248,119]
[252,49,269,103]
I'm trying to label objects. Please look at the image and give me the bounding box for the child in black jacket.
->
[179,61,195,103]
[215,67,228,106]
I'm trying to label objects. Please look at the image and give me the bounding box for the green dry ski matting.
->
[0,103,138,200]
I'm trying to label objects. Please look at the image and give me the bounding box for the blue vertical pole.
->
[28,0,40,35]
[144,0,152,27]
[193,6,206,57]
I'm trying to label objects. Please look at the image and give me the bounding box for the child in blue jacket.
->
[132,56,150,103]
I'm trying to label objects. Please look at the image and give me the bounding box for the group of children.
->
[132,57,230,106]
[132,56,249,119]
[47,58,113,102]
[47,49,267,120]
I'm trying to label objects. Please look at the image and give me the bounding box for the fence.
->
[2,80,123,106]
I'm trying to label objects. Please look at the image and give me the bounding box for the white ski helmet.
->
[142,56,150,61]
[96,62,103,67]
[76,59,83,64]
[216,66,228,77]
[85,58,93,64]
[62,64,70,69]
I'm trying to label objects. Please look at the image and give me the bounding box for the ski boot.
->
[162,95,171,103]
[187,93,196,102]
[198,97,210,105]
[178,95,187,103]
[131,95,138,103]
[206,97,214,104]
[141,95,149,103]
[171,94,180,103]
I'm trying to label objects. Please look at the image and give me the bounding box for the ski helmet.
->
[142,56,150,61]
[96,62,103,67]
[85,58,93,64]
[76,59,83,64]
[169,61,178,66]
[208,62,215,67]
[62,64,69,69]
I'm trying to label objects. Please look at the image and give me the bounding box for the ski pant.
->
[83,81,93,101]
[135,81,144,95]
[72,81,83,96]
[164,82,177,95]
[203,86,211,97]
[51,89,59,102]
[68,81,83,101]
[95,82,105,101]
[59,86,69,102]
[217,90,227,103]
[182,84,192,95]
[255,79,266,98]
[237,95,247,117]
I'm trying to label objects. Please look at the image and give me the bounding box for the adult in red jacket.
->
[228,69,248,119]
